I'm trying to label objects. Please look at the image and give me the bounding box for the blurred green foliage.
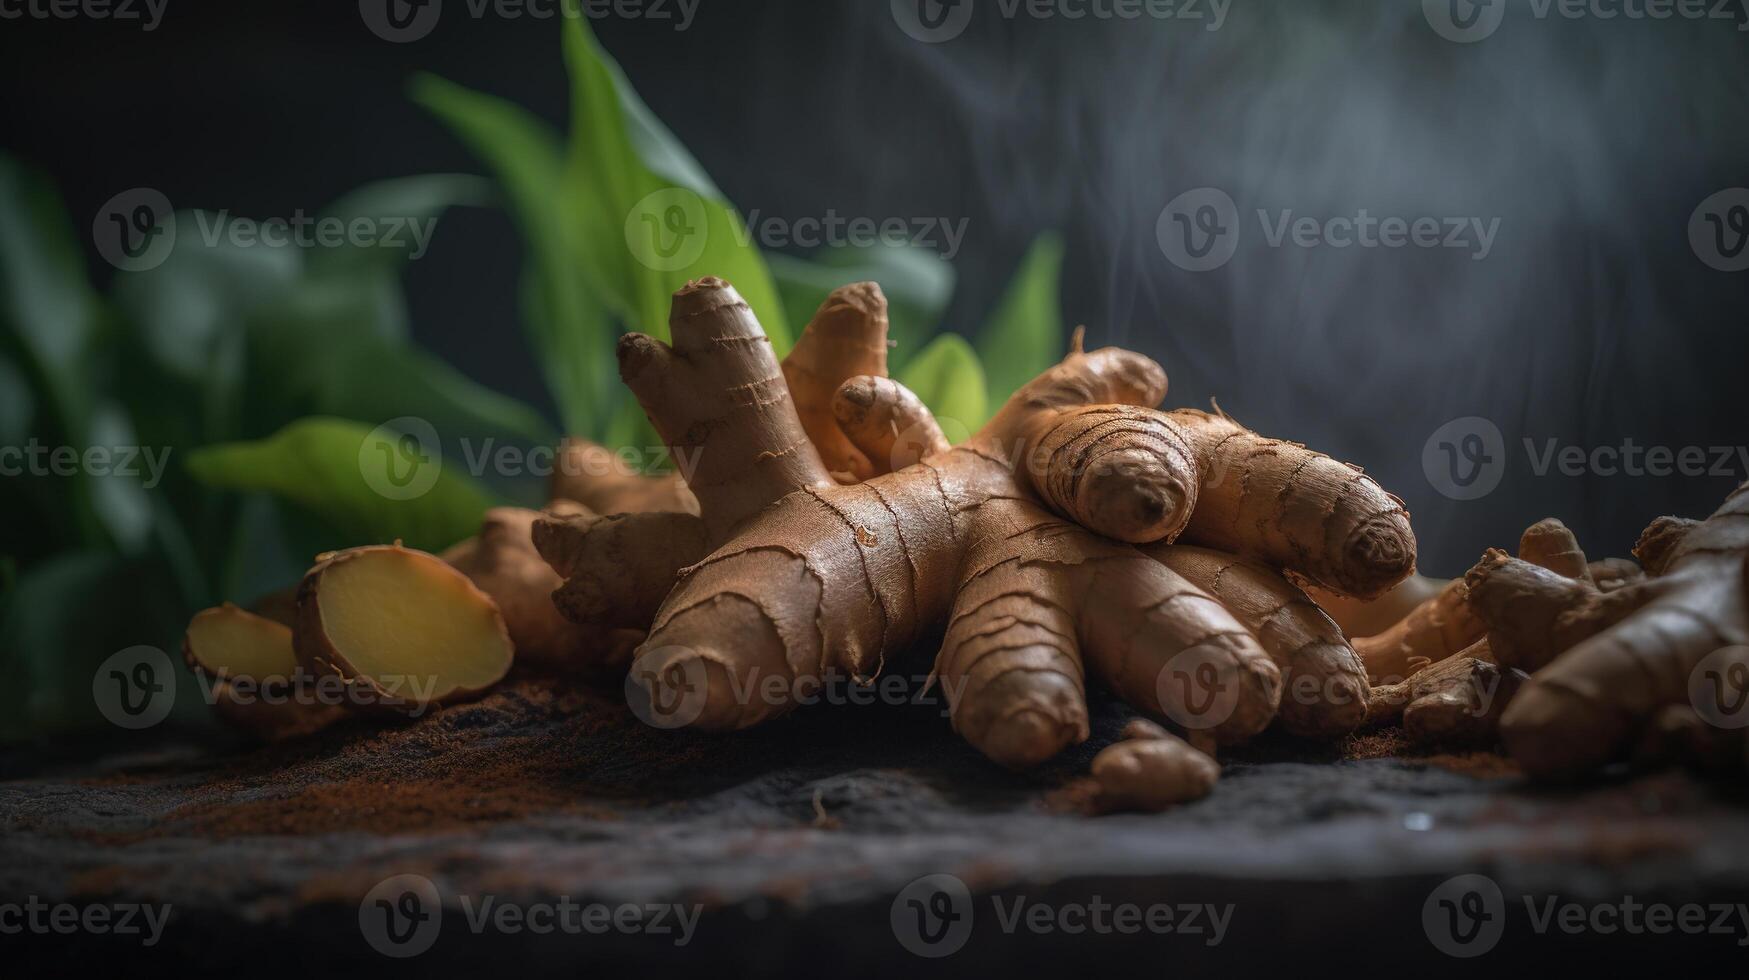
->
[0,18,1068,742]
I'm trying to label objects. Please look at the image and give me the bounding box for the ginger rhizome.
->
[295,544,513,714]
[536,277,1416,786]
[1467,486,1749,778]
[1349,519,1617,748]
[185,541,525,739]
[183,604,347,741]
[444,503,638,672]
[1090,719,1221,813]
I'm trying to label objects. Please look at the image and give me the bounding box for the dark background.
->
[3,0,1744,575]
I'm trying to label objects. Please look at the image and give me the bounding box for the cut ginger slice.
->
[294,544,513,712]
[184,603,300,681]
[183,604,346,741]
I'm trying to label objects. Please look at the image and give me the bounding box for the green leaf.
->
[0,550,205,742]
[767,243,955,370]
[306,173,494,277]
[976,233,1065,408]
[0,154,103,445]
[897,333,989,434]
[246,278,556,451]
[559,17,791,353]
[111,215,303,381]
[185,417,499,553]
[0,350,31,447]
[412,73,613,434]
[85,402,155,556]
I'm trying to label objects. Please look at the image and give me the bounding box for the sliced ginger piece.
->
[185,603,301,680]
[183,604,346,741]
[294,544,512,713]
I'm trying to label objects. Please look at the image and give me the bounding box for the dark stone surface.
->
[3,677,1747,976]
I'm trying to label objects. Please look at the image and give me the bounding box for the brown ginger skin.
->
[1090,719,1220,813]
[1145,545,1369,737]
[1351,578,1487,686]
[183,604,348,742]
[1467,488,1749,778]
[1367,653,1525,748]
[444,504,638,672]
[548,284,894,511]
[550,438,696,516]
[537,277,1417,775]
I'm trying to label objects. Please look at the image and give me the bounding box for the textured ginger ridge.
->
[537,277,1417,780]
[1467,488,1749,777]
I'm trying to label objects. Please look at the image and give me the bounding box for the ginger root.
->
[183,604,347,741]
[1367,654,1525,748]
[294,544,513,714]
[444,503,637,672]
[1350,577,1486,686]
[1090,719,1220,813]
[1466,487,1749,778]
[537,277,1416,781]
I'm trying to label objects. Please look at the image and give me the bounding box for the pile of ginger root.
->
[180,276,1749,813]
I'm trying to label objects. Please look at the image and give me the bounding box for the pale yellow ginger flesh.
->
[183,604,347,741]
[295,545,513,710]
[184,603,299,681]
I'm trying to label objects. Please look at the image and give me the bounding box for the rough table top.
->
[4,676,1747,975]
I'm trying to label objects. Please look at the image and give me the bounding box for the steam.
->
[848,1,1749,570]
